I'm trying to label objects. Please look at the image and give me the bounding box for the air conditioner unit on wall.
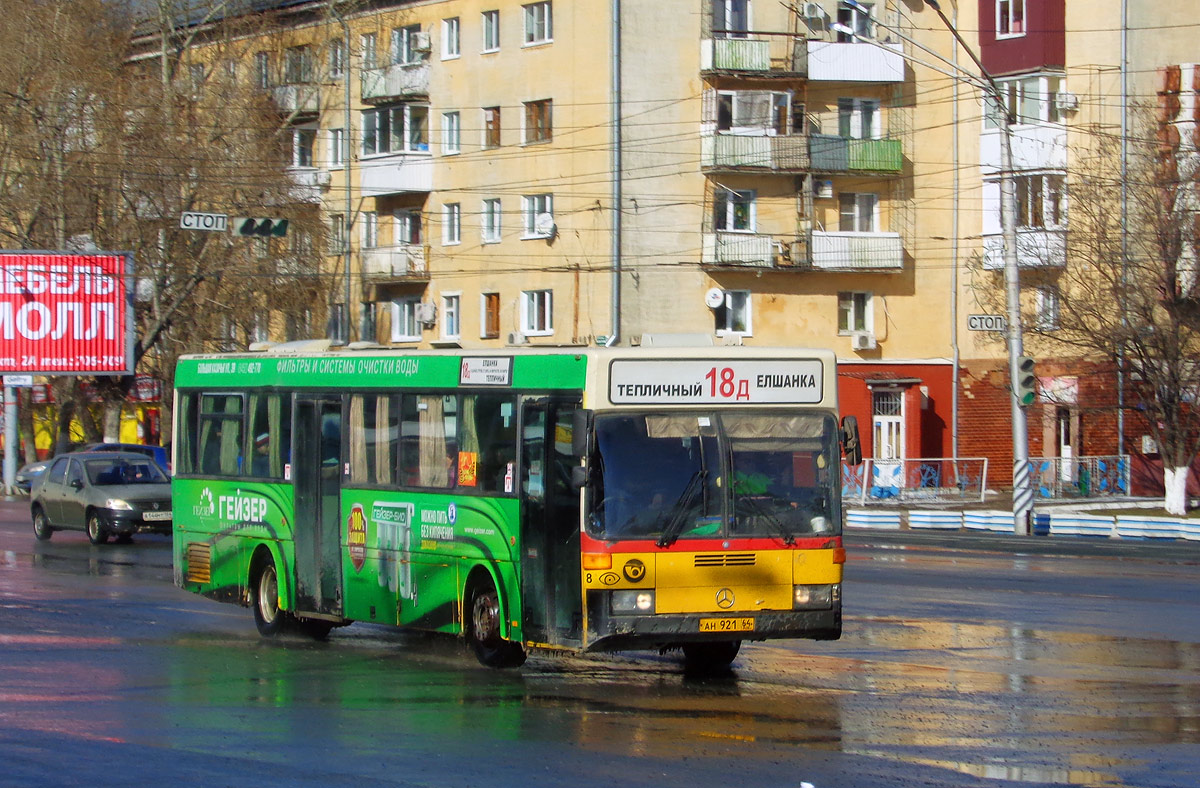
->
[803,2,826,21]
[507,331,528,345]
[414,302,436,325]
[1055,92,1079,112]
[411,31,432,52]
[851,331,876,351]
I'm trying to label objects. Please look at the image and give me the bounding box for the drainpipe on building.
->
[1118,0,1128,454]
[331,2,353,345]
[950,4,960,462]
[608,0,622,348]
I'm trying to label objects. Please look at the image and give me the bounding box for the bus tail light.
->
[582,553,612,570]
[832,547,846,564]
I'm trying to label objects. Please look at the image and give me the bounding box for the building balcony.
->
[274,256,320,286]
[359,153,432,197]
[980,124,1067,175]
[271,84,320,116]
[809,231,903,271]
[982,229,1066,270]
[808,135,903,173]
[287,168,332,203]
[701,133,809,172]
[360,61,430,103]
[700,36,806,77]
[806,40,904,83]
[361,244,429,280]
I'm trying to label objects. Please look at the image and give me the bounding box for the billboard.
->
[0,251,135,376]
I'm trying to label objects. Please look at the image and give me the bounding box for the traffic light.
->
[232,217,289,237]
[1015,355,1036,406]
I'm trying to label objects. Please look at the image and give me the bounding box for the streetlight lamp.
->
[923,0,1032,534]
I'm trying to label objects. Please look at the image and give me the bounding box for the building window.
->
[712,0,749,38]
[838,291,872,334]
[838,192,878,232]
[997,0,1024,38]
[329,38,345,79]
[330,214,346,254]
[284,45,313,84]
[523,2,552,44]
[362,104,430,156]
[442,17,460,58]
[482,198,502,243]
[442,111,461,155]
[521,289,553,335]
[481,292,501,338]
[715,91,790,135]
[522,194,553,238]
[523,99,552,144]
[362,211,378,248]
[329,128,344,167]
[442,294,461,340]
[714,290,751,335]
[360,32,377,69]
[290,128,316,168]
[714,189,755,232]
[391,297,422,342]
[838,98,880,139]
[987,74,1063,127]
[254,51,271,89]
[837,1,873,41]
[188,63,205,90]
[394,209,421,245]
[483,106,501,149]
[1015,174,1066,229]
[1036,285,1060,330]
[391,25,425,65]
[482,10,500,52]
[442,203,461,245]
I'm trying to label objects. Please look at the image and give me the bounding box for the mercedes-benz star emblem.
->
[715,588,735,609]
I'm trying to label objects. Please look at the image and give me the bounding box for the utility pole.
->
[925,0,1032,533]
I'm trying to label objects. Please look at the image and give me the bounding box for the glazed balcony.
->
[359,153,433,197]
[806,40,904,83]
[982,229,1066,270]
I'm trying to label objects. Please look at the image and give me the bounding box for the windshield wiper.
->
[737,494,796,545]
[656,470,707,548]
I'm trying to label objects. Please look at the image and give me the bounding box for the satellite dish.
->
[534,212,557,238]
[704,287,725,309]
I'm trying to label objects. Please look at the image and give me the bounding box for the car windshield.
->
[587,412,840,542]
[85,459,168,486]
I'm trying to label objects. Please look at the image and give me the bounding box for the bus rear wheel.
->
[253,560,286,637]
[682,640,741,671]
[467,577,526,668]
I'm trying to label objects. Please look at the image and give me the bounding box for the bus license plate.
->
[699,617,754,633]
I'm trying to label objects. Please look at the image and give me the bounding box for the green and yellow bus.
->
[172,344,860,668]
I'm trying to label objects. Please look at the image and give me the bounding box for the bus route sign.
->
[608,358,823,405]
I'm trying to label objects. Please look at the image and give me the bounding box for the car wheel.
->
[86,512,110,545]
[32,507,53,542]
[466,576,526,668]
[253,559,286,637]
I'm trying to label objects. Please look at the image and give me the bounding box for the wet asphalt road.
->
[1,498,1198,788]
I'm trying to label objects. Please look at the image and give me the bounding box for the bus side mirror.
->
[571,465,591,491]
[841,415,862,466]
[572,408,593,458]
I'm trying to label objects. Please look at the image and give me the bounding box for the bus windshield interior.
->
[588,412,839,543]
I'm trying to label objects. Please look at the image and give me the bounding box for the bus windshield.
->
[588,412,840,542]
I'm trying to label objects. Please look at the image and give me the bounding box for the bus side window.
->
[348,394,397,486]
[199,394,244,476]
[400,393,457,489]
[176,393,196,475]
[461,394,516,494]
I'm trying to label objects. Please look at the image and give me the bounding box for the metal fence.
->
[1028,455,1129,499]
[842,458,989,505]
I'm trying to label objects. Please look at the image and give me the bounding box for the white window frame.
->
[523,2,552,45]
[1014,173,1066,230]
[391,297,422,342]
[714,189,756,232]
[290,127,316,168]
[442,203,461,245]
[441,293,462,340]
[712,0,750,39]
[329,38,345,79]
[394,209,422,246]
[441,17,460,59]
[482,10,500,53]
[714,289,752,336]
[441,111,461,155]
[284,44,313,84]
[361,104,431,157]
[996,0,1025,39]
[362,211,378,249]
[254,51,271,89]
[838,192,878,232]
[520,289,553,336]
[521,194,553,239]
[987,74,1064,128]
[329,127,344,167]
[1035,285,1060,330]
[360,32,378,69]
[836,1,873,41]
[391,25,424,65]
[715,91,790,136]
[838,291,873,335]
[837,98,880,139]
[330,214,346,254]
[482,198,502,243]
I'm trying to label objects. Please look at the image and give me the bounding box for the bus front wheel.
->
[682,640,741,671]
[253,559,286,637]
[467,577,526,668]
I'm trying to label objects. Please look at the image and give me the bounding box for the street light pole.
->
[924,0,1032,533]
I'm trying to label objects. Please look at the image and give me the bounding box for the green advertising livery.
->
[172,344,857,669]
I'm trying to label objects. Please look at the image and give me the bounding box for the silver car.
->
[30,451,173,545]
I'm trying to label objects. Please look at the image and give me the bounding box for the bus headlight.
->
[611,590,655,614]
[793,584,834,610]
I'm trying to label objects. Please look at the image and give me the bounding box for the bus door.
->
[292,396,344,618]
[519,397,583,647]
